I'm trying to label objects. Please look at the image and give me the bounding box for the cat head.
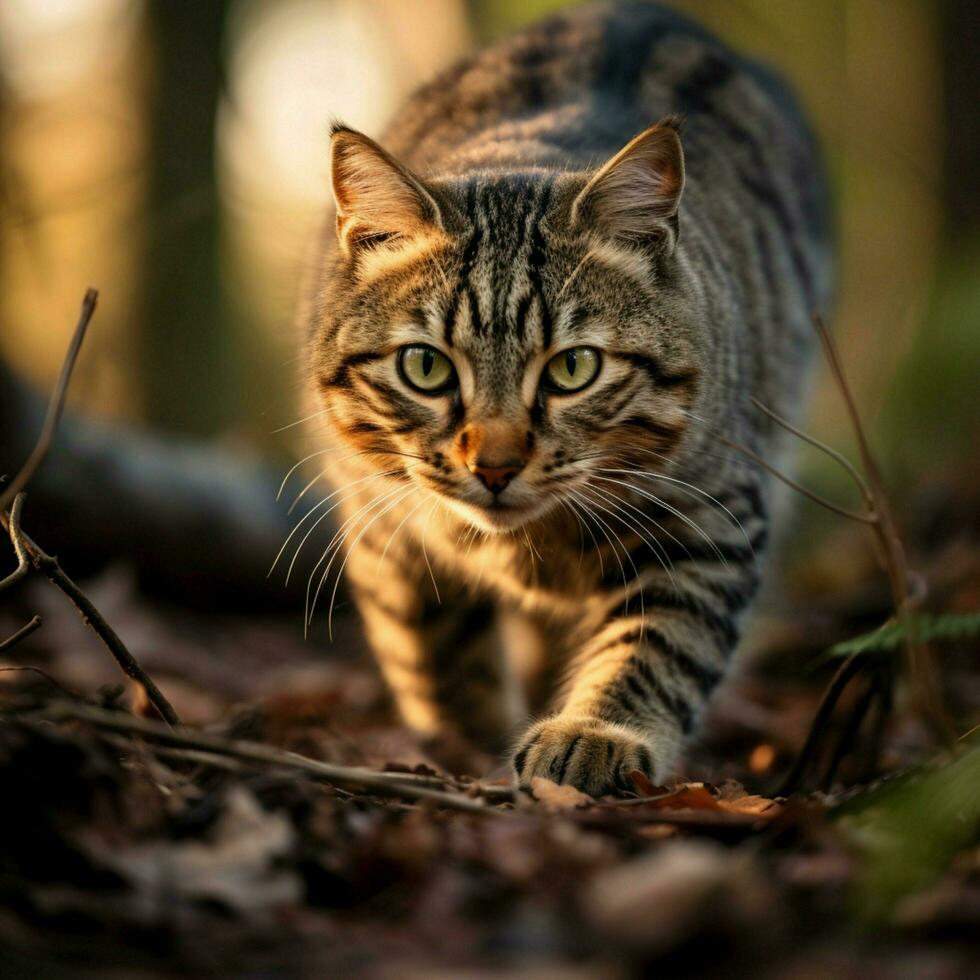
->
[309,118,702,533]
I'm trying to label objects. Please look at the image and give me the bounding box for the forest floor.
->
[1,470,978,979]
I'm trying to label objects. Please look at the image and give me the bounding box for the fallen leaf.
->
[627,769,664,797]
[714,780,782,818]
[97,786,301,916]
[529,777,593,808]
[645,782,723,811]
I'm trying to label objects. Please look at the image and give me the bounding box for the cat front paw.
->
[512,714,658,797]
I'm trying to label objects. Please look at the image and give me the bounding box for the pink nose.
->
[469,461,524,495]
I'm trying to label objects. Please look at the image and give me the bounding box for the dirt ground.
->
[1,473,978,979]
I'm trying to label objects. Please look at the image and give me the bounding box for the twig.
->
[812,314,947,741]
[0,494,30,591]
[717,435,875,524]
[821,672,879,791]
[1,496,180,727]
[780,652,868,796]
[0,289,98,513]
[759,314,950,793]
[0,286,178,728]
[0,662,83,701]
[750,396,875,511]
[25,700,511,814]
[0,615,42,653]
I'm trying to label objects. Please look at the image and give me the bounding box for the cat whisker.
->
[325,485,418,641]
[376,494,427,573]
[598,466,755,553]
[270,468,400,581]
[277,448,340,500]
[286,473,402,586]
[591,474,729,568]
[555,498,587,568]
[288,449,371,514]
[566,488,635,618]
[304,482,410,634]
[272,407,328,434]
[420,498,442,604]
[584,481,679,592]
[562,495,604,576]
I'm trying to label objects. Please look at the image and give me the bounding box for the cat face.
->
[311,121,701,533]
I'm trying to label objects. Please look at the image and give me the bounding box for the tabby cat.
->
[299,1,832,795]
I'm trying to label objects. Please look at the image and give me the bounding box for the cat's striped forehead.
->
[440,176,560,363]
[353,171,651,364]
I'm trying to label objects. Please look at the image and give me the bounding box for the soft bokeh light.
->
[0,0,973,482]
[0,0,140,100]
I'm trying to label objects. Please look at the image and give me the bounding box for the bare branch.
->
[716,436,877,525]
[0,289,98,513]
[0,499,180,727]
[811,314,948,741]
[26,701,513,814]
[0,615,42,653]
[779,652,869,795]
[750,396,874,509]
[0,493,30,591]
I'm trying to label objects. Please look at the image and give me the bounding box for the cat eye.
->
[398,345,457,394]
[542,347,601,393]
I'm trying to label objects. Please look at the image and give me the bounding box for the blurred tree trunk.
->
[138,1,230,436]
[941,0,980,245]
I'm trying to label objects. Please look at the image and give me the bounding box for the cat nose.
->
[469,460,524,495]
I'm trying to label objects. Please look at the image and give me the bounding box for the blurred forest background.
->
[1,0,977,544]
[1,6,978,975]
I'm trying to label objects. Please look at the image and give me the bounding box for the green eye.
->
[543,347,601,393]
[398,345,456,393]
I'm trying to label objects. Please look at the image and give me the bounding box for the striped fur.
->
[301,2,832,794]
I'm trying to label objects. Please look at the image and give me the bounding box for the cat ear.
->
[330,125,444,257]
[570,117,685,251]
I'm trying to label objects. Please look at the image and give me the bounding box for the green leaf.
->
[835,738,980,922]
[825,612,980,659]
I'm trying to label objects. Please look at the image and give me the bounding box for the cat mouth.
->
[460,494,553,532]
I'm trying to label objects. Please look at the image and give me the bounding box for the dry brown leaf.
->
[717,794,781,818]
[529,776,593,808]
[714,779,782,818]
[627,781,781,821]
[645,782,724,811]
[627,768,664,796]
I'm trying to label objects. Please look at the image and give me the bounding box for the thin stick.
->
[0,289,98,513]
[812,315,947,740]
[779,652,868,796]
[29,701,509,815]
[1,496,180,727]
[0,494,30,591]
[147,741,514,803]
[821,674,879,791]
[0,615,42,653]
[750,397,875,509]
[0,662,81,701]
[716,435,876,524]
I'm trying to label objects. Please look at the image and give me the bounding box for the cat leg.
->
[513,487,767,795]
[346,544,522,754]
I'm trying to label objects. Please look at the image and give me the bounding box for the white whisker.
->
[272,407,328,434]
[599,467,755,552]
[303,481,408,634]
[591,474,729,568]
[566,488,635,618]
[325,485,418,640]
[420,499,441,604]
[584,481,678,592]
